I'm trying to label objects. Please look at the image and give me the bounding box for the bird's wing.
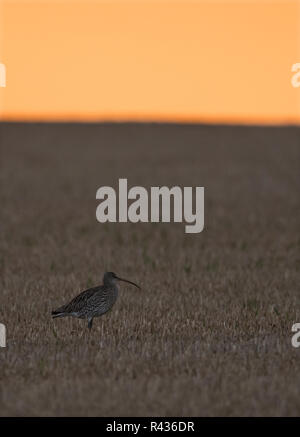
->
[55,285,102,314]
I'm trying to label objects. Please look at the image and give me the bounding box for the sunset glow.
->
[0,0,299,123]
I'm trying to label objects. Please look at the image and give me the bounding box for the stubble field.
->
[0,122,299,416]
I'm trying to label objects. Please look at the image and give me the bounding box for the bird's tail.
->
[51,310,68,319]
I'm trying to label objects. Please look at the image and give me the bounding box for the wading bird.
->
[51,272,140,330]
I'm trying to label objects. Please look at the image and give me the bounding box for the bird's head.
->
[103,272,141,289]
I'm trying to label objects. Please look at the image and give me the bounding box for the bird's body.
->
[52,272,140,330]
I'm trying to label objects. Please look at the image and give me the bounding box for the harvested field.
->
[0,122,299,416]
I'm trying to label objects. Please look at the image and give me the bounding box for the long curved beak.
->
[116,276,141,289]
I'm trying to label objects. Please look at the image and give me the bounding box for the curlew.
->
[51,272,140,330]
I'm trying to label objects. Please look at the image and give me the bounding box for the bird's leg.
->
[88,317,93,331]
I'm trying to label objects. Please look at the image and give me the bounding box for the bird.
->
[51,272,140,330]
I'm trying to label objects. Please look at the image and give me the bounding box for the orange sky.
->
[0,0,299,123]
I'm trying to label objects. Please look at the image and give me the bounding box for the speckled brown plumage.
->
[52,272,140,330]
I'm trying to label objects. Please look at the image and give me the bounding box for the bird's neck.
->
[104,278,119,289]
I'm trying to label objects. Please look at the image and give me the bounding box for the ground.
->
[0,122,299,416]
